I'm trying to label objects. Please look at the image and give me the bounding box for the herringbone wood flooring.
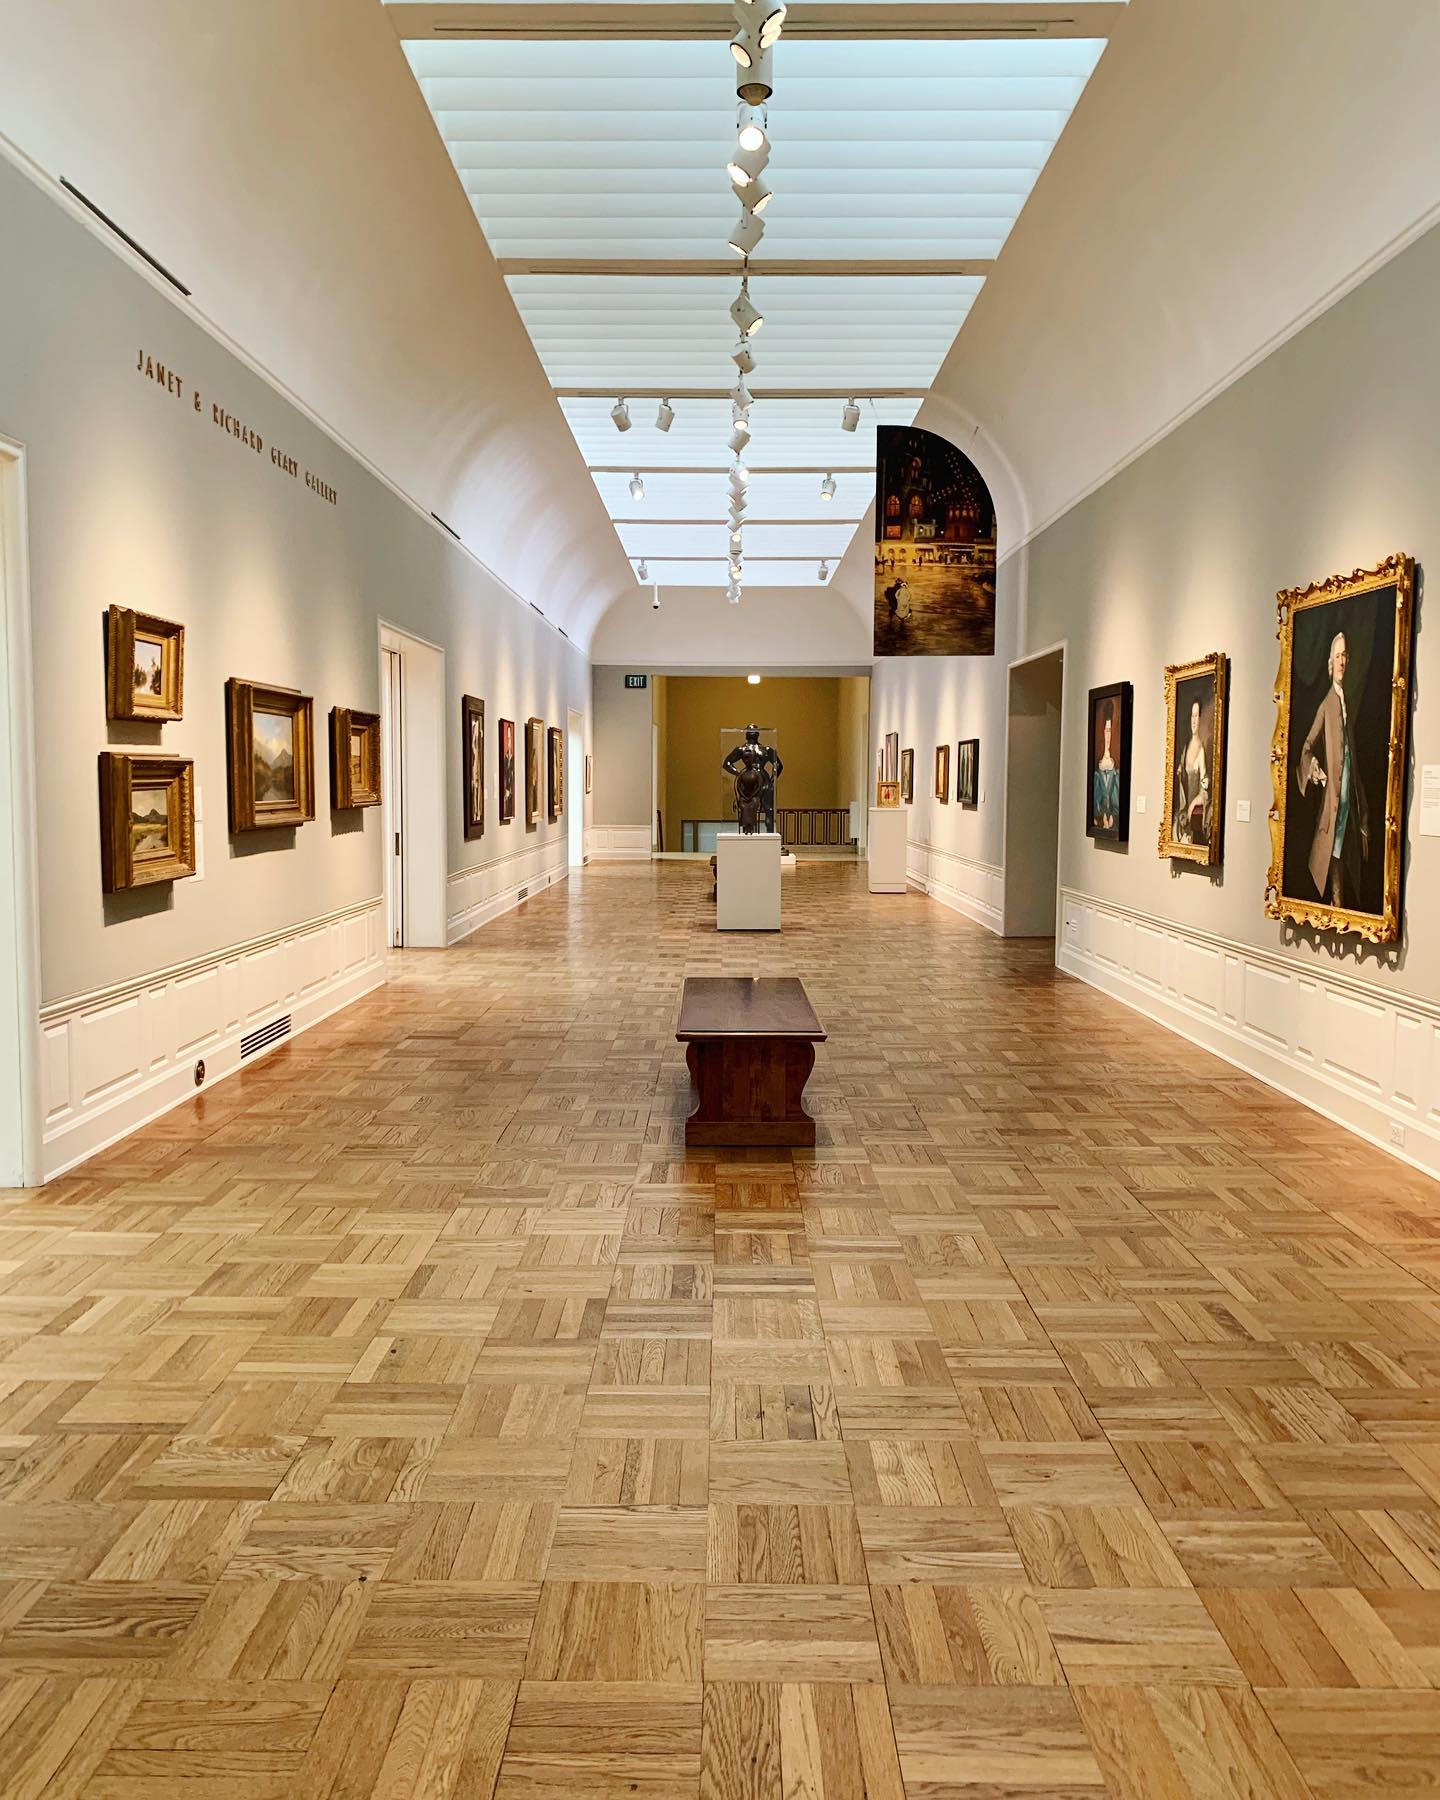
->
[3,861,1440,1797]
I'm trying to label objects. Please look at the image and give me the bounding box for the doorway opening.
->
[379,623,447,948]
[566,708,584,868]
[1003,643,1065,938]
[0,436,41,1185]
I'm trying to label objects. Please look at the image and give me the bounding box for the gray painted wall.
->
[1027,217,1439,999]
[0,158,589,1003]
[590,669,655,831]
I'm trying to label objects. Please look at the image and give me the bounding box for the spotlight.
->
[818,558,829,582]
[731,173,772,214]
[730,283,763,336]
[655,397,674,432]
[611,397,631,432]
[628,471,644,501]
[735,0,786,49]
[726,140,771,187]
[728,211,764,257]
[636,559,649,581]
[841,397,861,432]
[820,472,836,501]
[731,339,756,375]
[726,581,742,604]
[729,528,744,554]
[737,119,768,154]
[734,459,750,480]
[652,587,661,611]
[728,471,747,499]
[729,560,744,583]
[728,422,751,455]
[747,672,762,684]
[730,38,772,105]
[731,378,754,414]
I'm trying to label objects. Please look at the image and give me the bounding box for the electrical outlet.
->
[1389,1121,1406,1147]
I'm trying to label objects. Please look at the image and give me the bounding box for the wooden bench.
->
[676,976,826,1147]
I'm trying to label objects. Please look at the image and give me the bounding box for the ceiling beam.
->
[559,387,924,400]
[590,464,874,474]
[503,259,993,279]
[387,3,1128,42]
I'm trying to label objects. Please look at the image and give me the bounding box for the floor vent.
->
[240,1014,292,1060]
[518,886,529,901]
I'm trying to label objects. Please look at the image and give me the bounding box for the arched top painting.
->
[874,425,997,657]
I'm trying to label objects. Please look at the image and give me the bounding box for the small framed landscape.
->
[462,695,485,840]
[957,738,980,808]
[547,724,564,822]
[1265,552,1414,943]
[1086,681,1133,843]
[499,718,516,823]
[934,742,950,802]
[1160,651,1227,865]
[330,707,381,810]
[106,606,184,721]
[525,716,543,828]
[99,752,196,891]
[225,678,315,832]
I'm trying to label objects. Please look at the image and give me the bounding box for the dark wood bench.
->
[676,976,826,1147]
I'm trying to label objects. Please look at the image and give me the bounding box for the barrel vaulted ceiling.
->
[386,3,1121,589]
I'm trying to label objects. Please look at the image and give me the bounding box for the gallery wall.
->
[0,154,589,1173]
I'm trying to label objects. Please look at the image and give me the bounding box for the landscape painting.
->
[105,605,185,720]
[99,752,196,891]
[329,706,381,809]
[226,679,315,831]
[133,635,164,699]
[253,710,296,805]
[130,785,172,860]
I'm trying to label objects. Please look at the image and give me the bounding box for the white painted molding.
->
[907,839,1004,935]
[1058,887,1440,1183]
[40,898,385,1181]
[447,841,569,943]
[586,824,652,862]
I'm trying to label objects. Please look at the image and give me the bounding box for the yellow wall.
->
[662,676,860,848]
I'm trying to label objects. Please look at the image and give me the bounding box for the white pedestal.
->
[867,806,908,894]
[717,832,781,931]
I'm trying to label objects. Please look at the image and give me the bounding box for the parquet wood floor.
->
[3,860,1440,1797]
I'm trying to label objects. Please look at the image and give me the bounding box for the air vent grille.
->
[240,1014,292,1060]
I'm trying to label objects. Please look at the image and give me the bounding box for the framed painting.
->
[1086,681,1133,842]
[1160,652,1227,865]
[1265,553,1414,942]
[957,738,980,807]
[883,731,899,782]
[525,717,543,828]
[876,780,901,808]
[106,606,184,721]
[547,725,564,821]
[226,679,315,831]
[934,742,950,802]
[900,747,913,804]
[585,753,593,795]
[499,718,516,823]
[99,752,196,890]
[330,707,380,810]
[461,695,485,839]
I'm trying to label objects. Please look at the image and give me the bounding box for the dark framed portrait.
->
[1266,553,1414,943]
[1085,681,1132,842]
[525,717,543,829]
[461,695,485,840]
[1160,653,1227,865]
[900,747,913,804]
[330,707,381,809]
[547,724,564,822]
[934,742,950,802]
[225,678,315,832]
[499,717,516,823]
[956,738,980,807]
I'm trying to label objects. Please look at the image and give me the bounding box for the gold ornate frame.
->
[900,747,913,804]
[330,706,381,810]
[547,725,564,821]
[1264,553,1414,944]
[525,717,543,828]
[934,742,950,802]
[106,606,184,721]
[98,752,196,891]
[1159,652,1228,865]
[461,695,485,840]
[226,678,315,832]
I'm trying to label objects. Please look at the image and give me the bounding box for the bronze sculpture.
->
[722,723,783,834]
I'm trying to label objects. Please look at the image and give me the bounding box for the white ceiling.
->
[398,30,1106,585]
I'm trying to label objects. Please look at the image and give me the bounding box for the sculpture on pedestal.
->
[722,723,783,834]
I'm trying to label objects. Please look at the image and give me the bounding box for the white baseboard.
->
[908,840,1004,934]
[39,899,385,1181]
[1058,887,1440,1183]
[447,844,569,944]
[586,824,652,861]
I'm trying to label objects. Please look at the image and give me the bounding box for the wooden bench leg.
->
[683,1038,818,1147]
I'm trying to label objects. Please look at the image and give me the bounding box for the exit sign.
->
[625,673,648,689]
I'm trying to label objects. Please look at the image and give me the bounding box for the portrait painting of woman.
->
[1159,653,1227,865]
[1085,681,1131,842]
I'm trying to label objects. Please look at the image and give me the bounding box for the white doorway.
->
[566,708,584,868]
[0,436,41,1185]
[1003,643,1065,938]
[379,623,447,948]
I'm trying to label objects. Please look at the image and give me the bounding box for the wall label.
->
[135,346,338,508]
[1422,764,1440,838]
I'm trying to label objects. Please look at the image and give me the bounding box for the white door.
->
[381,645,405,947]
[379,624,447,948]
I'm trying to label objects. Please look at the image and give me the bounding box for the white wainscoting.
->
[447,839,569,944]
[585,824,652,861]
[906,839,1005,934]
[40,898,386,1181]
[1058,887,1440,1182]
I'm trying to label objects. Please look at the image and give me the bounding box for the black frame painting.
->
[1085,681,1132,843]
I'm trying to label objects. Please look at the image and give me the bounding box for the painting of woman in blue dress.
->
[1086,681,1132,843]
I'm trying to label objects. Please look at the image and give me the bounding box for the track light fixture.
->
[841,396,861,432]
[611,397,631,432]
[726,580,742,604]
[652,586,661,611]
[818,558,830,582]
[728,422,751,456]
[655,397,675,433]
[731,174,773,218]
[728,210,764,257]
[737,116,768,153]
[728,471,747,499]
[731,379,753,416]
[731,339,756,375]
[729,528,744,554]
[731,38,773,105]
[820,472,837,502]
[628,471,644,501]
[725,140,771,188]
[730,281,763,337]
[635,559,649,581]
